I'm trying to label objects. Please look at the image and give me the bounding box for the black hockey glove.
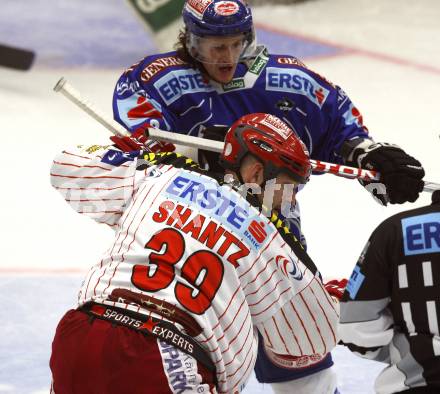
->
[198,125,229,172]
[354,142,425,205]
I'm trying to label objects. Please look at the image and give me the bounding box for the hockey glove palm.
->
[354,142,424,205]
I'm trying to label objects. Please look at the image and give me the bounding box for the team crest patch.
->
[275,255,303,280]
[214,1,239,16]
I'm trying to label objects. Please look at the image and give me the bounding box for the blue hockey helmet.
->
[182,0,256,64]
[182,0,253,37]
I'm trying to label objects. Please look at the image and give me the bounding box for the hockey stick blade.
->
[53,77,440,193]
[0,44,35,71]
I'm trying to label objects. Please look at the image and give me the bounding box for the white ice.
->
[0,0,439,393]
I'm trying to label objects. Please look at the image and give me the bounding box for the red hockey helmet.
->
[220,113,311,184]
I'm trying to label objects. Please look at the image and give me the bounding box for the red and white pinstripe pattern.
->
[256,276,339,357]
[51,148,135,226]
[51,145,339,393]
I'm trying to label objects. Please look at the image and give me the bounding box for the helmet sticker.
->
[223,142,233,157]
[260,114,292,140]
[214,1,240,16]
[186,0,213,19]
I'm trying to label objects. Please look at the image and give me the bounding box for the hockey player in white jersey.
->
[49,113,339,394]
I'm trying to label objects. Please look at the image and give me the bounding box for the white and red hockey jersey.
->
[50,145,339,393]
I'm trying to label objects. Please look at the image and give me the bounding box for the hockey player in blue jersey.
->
[112,0,425,392]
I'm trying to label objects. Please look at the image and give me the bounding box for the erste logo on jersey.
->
[266,67,330,108]
[214,1,239,16]
[260,114,292,140]
[402,213,440,256]
[164,172,274,250]
[141,56,185,83]
[186,0,212,19]
[342,103,364,128]
[155,69,215,105]
[275,255,303,280]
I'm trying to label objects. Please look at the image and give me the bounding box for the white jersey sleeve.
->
[50,144,142,227]
[256,274,339,357]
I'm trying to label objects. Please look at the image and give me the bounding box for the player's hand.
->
[110,125,175,153]
[324,278,348,301]
[358,142,424,205]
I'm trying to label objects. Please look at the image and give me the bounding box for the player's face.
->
[239,160,298,213]
[197,35,245,83]
[268,172,298,212]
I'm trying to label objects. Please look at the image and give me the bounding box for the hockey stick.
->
[53,77,227,153]
[53,77,439,192]
[0,44,35,71]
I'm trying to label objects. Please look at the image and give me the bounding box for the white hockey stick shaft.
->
[54,77,439,193]
[54,77,130,137]
[54,77,223,152]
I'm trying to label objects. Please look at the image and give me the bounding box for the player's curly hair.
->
[175,29,207,73]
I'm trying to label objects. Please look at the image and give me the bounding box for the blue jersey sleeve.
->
[261,55,372,164]
[112,54,179,133]
[308,69,372,163]
[328,87,371,162]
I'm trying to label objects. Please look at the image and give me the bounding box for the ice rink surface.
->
[0,0,439,392]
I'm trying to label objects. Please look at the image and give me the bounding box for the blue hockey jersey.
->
[112,46,370,165]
